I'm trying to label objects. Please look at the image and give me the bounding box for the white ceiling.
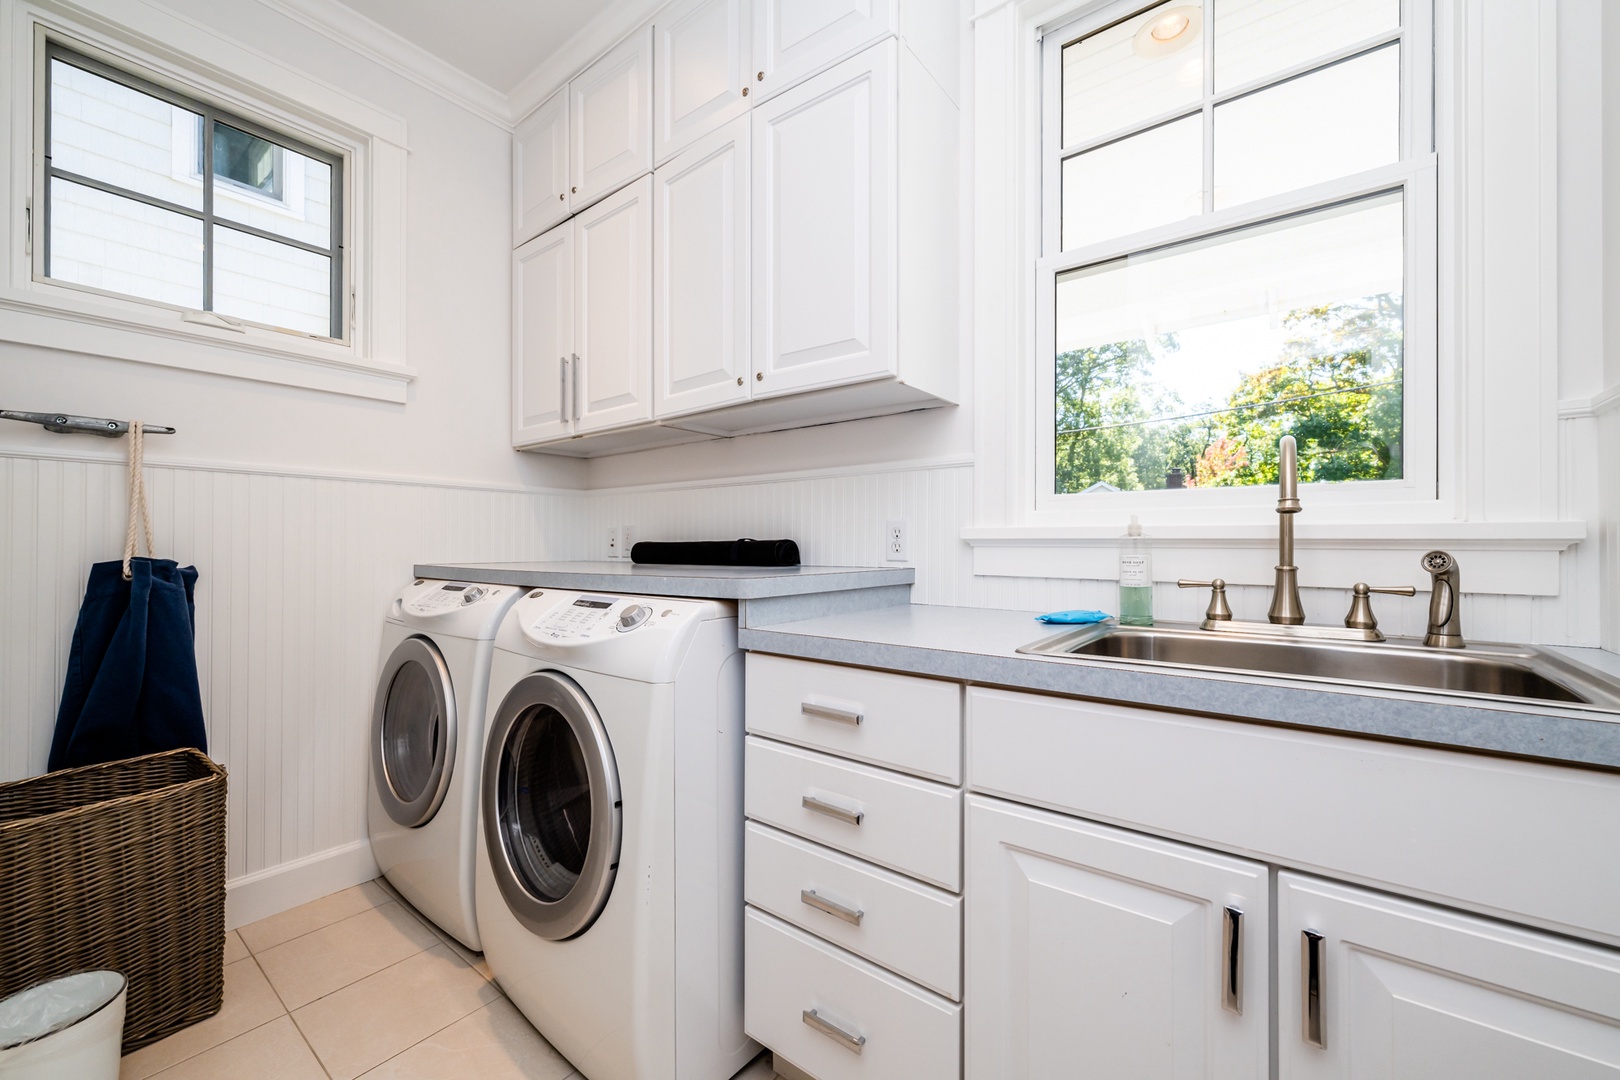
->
[332,0,616,95]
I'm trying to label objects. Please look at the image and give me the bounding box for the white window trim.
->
[965,0,1586,595]
[0,0,413,402]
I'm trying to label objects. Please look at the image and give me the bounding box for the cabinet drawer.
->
[745,908,960,1080]
[747,654,961,783]
[745,822,961,1000]
[746,737,960,890]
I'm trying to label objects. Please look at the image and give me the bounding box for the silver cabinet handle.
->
[1302,929,1326,1048]
[559,356,571,423]
[801,794,863,826]
[801,699,863,726]
[1222,905,1243,1015]
[802,1008,865,1055]
[569,353,580,421]
[801,888,864,926]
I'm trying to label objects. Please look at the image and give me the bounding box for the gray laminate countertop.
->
[738,603,1620,772]
[412,560,914,599]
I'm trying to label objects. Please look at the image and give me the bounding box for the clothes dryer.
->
[476,588,757,1080]
[367,578,522,951]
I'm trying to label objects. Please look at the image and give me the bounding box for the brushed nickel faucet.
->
[1267,435,1305,625]
[1422,550,1465,648]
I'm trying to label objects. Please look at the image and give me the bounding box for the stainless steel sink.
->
[1017,622,1620,711]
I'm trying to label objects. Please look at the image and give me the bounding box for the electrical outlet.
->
[620,525,634,560]
[885,519,908,562]
[607,526,625,559]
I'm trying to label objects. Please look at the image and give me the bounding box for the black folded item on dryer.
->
[630,538,800,567]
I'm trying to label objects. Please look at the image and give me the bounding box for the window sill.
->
[962,520,1588,597]
[0,290,414,402]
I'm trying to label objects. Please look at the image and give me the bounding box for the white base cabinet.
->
[1278,873,1620,1079]
[966,796,1269,1080]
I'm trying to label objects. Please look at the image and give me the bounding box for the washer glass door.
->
[371,636,457,828]
[484,672,621,941]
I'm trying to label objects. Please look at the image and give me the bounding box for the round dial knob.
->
[462,587,486,604]
[616,604,651,632]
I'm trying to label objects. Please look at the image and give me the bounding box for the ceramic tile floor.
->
[120,878,780,1080]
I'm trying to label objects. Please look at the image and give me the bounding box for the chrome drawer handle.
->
[801,794,863,826]
[1222,905,1243,1015]
[801,888,864,926]
[801,699,863,726]
[803,1008,865,1055]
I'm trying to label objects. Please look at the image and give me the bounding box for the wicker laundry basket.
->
[0,747,226,1053]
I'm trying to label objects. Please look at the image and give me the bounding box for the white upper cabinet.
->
[654,0,752,165]
[750,42,893,397]
[512,88,570,247]
[1278,873,1620,1080]
[967,796,1270,1080]
[512,223,573,447]
[574,175,653,433]
[752,0,896,101]
[654,116,751,419]
[570,28,654,213]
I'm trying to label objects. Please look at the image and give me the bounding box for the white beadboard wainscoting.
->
[0,450,554,927]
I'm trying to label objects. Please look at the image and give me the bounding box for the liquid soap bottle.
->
[1118,515,1153,626]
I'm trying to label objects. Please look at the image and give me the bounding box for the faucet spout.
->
[1267,435,1306,625]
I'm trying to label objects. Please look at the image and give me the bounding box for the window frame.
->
[1032,0,1439,519]
[40,41,346,341]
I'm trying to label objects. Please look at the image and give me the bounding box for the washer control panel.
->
[402,580,497,616]
[517,590,696,645]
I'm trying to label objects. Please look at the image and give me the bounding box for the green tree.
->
[1053,336,1180,493]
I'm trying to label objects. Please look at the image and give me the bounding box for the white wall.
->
[0,0,576,919]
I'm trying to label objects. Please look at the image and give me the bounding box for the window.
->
[1039,0,1435,504]
[42,43,343,339]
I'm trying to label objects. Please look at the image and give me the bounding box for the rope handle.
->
[123,420,155,580]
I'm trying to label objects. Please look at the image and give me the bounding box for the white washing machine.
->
[368,578,522,951]
[476,587,758,1080]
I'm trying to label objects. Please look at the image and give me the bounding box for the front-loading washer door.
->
[482,671,621,942]
[371,635,457,828]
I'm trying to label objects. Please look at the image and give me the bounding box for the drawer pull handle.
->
[1302,929,1326,1048]
[801,888,864,926]
[802,794,863,826]
[1222,905,1243,1015]
[801,699,863,726]
[803,1008,865,1055]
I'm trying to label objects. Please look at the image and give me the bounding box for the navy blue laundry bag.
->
[46,422,206,771]
[48,557,208,770]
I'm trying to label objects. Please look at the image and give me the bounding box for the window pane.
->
[211,123,333,248]
[1062,2,1203,147]
[1053,193,1403,494]
[213,225,332,336]
[50,59,203,211]
[48,177,203,308]
[1214,0,1399,91]
[1213,45,1400,209]
[1063,115,1202,250]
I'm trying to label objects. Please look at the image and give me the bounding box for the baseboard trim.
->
[225,839,379,930]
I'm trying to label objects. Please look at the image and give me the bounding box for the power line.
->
[1056,379,1401,437]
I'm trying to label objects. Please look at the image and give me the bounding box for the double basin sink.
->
[1018,622,1620,712]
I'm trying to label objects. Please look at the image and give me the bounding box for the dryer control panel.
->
[522,591,689,643]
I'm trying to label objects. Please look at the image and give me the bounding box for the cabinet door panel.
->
[655,0,751,164]
[751,43,894,397]
[571,28,653,211]
[512,224,573,446]
[653,115,750,419]
[966,796,1269,1080]
[754,0,896,101]
[513,88,570,245]
[1279,873,1620,1079]
[574,176,652,433]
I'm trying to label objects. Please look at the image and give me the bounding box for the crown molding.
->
[506,0,666,120]
[253,0,512,128]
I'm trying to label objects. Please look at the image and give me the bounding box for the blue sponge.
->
[1036,609,1113,624]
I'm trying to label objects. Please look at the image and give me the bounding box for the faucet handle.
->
[1178,578,1232,623]
[1343,582,1417,633]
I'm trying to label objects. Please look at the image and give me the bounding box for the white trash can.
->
[0,971,127,1080]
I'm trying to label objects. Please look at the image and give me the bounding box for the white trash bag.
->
[0,970,127,1080]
